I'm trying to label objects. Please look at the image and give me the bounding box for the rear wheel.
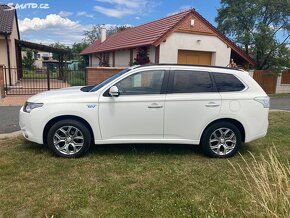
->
[47,119,91,158]
[201,122,241,158]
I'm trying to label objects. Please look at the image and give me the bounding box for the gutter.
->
[4,34,12,86]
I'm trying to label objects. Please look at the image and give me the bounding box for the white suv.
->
[19,65,269,158]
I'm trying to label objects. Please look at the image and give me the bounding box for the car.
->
[19,64,269,158]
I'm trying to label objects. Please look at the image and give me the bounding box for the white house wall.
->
[0,16,19,85]
[115,50,130,67]
[148,46,156,64]
[91,54,100,67]
[159,32,231,67]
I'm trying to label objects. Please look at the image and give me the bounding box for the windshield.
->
[89,68,131,92]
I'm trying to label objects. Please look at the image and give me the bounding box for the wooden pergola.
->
[15,39,69,79]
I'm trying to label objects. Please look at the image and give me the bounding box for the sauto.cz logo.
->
[6,2,50,10]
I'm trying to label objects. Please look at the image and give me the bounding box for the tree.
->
[133,47,150,65]
[71,42,89,69]
[215,0,290,70]
[83,25,103,44]
[22,48,36,69]
[49,42,71,60]
[83,25,131,44]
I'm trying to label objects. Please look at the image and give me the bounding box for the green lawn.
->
[0,112,289,217]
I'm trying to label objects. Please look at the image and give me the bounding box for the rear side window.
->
[213,73,245,92]
[172,70,213,93]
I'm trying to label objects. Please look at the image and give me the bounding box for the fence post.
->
[0,65,5,99]
[47,68,50,90]
[85,68,88,85]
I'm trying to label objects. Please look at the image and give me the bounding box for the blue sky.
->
[2,0,221,46]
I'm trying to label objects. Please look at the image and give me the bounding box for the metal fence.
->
[4,67,86,95]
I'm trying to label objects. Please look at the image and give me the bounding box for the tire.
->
[47,119,91,158]
[201,121,241,158]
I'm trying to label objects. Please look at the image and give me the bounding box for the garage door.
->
[177,50,212,65]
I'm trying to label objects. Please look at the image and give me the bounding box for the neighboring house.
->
[80,9,255,69]
[0,4,20,84]
[34,51,53,68]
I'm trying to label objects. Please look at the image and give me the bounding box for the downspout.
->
[5,34,12,86]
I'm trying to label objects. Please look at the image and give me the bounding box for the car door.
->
[164,69,221,142]
[98,69,168,141]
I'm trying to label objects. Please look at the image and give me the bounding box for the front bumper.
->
[19,107,43,144]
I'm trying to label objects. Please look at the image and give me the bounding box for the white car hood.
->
[27,86,87,103]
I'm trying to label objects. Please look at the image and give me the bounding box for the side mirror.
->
[109,86,119,97]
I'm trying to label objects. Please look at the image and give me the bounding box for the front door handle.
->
[205,102,220,107]
[148,103,163,109]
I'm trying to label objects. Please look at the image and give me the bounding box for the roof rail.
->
[136,64,244,71]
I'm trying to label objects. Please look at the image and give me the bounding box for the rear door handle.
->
[205,102,220,107]
[148,103,163,109]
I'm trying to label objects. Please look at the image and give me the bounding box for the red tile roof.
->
[80,9,255,65]
[80,10,191,55]
[0,4,15,35]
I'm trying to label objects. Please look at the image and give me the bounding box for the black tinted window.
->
[213,73,245,92]
[172,71,213,93]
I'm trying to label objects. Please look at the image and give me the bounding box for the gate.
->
[4,67,86,95]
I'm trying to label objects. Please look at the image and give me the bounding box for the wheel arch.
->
[43,115,95,145]
[200,118,246,142]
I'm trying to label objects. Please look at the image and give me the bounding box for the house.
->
[0,4,20,84]
[80,9,255,69]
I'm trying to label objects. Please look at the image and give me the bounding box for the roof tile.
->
[0,4,15,35]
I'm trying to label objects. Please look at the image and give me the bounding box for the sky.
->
[1,0,221,46]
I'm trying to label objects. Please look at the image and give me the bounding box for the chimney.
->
[101,26,107,43]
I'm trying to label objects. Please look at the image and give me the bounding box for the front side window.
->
[115,70,165,95]
[213,73,245,92]
[172,70,213,93]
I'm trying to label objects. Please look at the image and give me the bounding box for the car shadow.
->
[21,138,252,158]
[89,143,204,156]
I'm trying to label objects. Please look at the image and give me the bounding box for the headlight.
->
[23,102,44,113]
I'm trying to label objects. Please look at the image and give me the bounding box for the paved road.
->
[270,98,290,111]
[0,106,21,134]
[0,97,289,134]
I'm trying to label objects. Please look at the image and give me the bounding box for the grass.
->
[0,112,289,217]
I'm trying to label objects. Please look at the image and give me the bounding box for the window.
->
[213,73,245,92]
[172,70,213,93]
[115,70,165,95]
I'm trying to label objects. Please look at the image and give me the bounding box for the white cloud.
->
[58,11,73,17]
[18,14,91,45]
[19,14,79,32]
[76,11,94,18]
[94,6,135,17]
[94,0,154,18]
[96,0,141,8]
[135,16,140,20]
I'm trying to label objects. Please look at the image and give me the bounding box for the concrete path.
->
[0,97,289,134]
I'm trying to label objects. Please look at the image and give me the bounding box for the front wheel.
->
[201,122,241,158]
[47,119,91,158]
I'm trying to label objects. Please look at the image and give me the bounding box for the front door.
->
[98,69,167,141]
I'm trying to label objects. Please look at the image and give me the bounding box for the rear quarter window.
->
[213,73,246,92]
